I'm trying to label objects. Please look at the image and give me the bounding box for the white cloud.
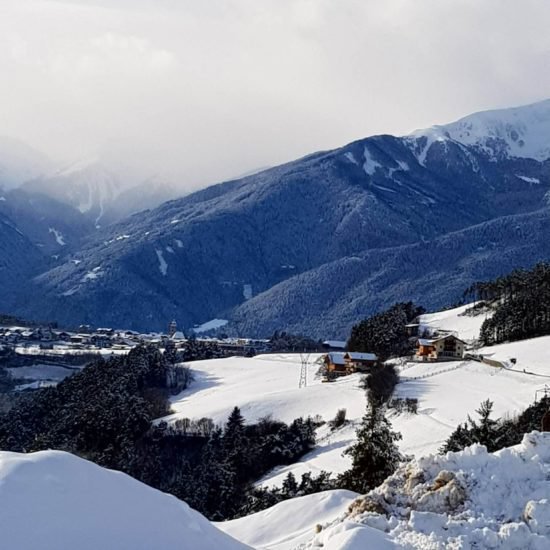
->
[0,0,549,190]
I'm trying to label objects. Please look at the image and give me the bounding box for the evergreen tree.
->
[439,422,475,453]
[469,399,501,451]
[348,302,424,360]
[224,407,250,484]
[281,472,298,498]
[338,402,402,493]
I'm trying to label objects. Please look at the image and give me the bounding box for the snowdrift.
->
[216,489,358,549]
[0,450,249,550]
[308,432,550,549]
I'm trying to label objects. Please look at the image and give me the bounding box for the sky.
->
[1,0,550,190]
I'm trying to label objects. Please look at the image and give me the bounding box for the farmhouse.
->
[324,351,378,376]
[416,334,466,361]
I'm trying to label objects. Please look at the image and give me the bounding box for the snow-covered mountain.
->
[0,449,249,550]
[23,160,123,228]
[409,98,550,162]
[2,99,550,333]
[0,187,94,255]
[23,160,180,227]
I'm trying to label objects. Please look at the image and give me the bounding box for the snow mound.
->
[216,489,358,549]
[308,432,550,549]
[0,450,249,550]
[410,98,550,162]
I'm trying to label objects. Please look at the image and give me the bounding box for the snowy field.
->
[393,305,550,455]
[164,305,550,488]
[163,354,367,482]
[394,357,550,456]
[165,354,366,426]
[8,363,83,382]
[418,303,489,342]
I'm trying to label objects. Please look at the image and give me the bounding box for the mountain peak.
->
[409,98,550,162]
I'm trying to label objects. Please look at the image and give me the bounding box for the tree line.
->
[0,345,318,521]
[441,397,550,454]
[347,302,424,361]
[465,262,550,345]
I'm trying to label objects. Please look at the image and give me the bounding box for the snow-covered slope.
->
[418,303,489,342]
[216,489,358,550]
[393,355,550,456]
[308,431,550,549]
[25,160,122,227]
[165,332,550,483]
[410,98,550,162]
[165,354,365,426]
[164,354,367,481]
[0,450,249,550]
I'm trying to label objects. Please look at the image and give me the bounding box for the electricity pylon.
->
[299,352,310,388]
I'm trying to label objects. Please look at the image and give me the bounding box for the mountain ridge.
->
[2,99,550,334]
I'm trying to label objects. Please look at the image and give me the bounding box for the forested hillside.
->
[3,100,549,335]
[0,346,319,520]
[467,262,550,345]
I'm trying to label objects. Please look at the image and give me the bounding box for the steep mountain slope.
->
[24,160,123,228]
[0,450,249,550]
[232,207,550,338]
[0,187,94,255]
[411,97,550,161]
[6,99,550,332]
[109,176,179,222]
[0,213,49,307]
[24,161,180,227]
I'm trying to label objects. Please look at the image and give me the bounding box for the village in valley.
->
[0,301,514,393]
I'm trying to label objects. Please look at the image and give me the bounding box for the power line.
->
[299,352,310,388]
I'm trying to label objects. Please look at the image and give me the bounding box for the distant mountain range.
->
[22,161,179,228]
[1,99,549,336]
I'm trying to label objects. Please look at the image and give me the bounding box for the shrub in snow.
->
[328,408,347,430]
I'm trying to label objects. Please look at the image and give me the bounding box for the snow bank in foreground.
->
[216,489,358,550]
[0,450,249,550]
[308,432,550,549]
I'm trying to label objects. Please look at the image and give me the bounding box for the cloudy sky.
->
[1,0,549,189]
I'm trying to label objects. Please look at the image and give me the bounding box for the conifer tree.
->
[338,401,402,493]
[281,472,298,497]
[470,399,500,451]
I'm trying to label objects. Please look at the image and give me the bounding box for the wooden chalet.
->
[415,334,466,361]
[324,351,378,377]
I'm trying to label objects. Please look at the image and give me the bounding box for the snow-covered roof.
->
[327,352,346,365]
[322,340,347,349]
[418,338,435,346]
[418,334,466,346]
[345,352,377,361]
[432,333,467,344]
